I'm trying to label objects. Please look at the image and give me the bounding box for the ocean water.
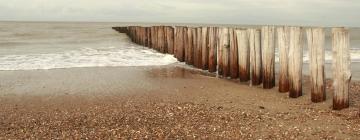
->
[0,22,359,72]
[0,22,177,70]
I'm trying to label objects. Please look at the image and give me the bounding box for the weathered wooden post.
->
[185,27,194,65]
[151,26,157,49]
[140,27,146,46]
[183,27,188,63]
[132,26,136,43]
[208,27,218,73]
[218,27,230,77]
[165,26,174,54]
[248,29,262,85]
[261,26,275,89]
[306,27,326,102]
[142,27,146,45]
[236,29,250,82]
[194,27,203,68]
[229,28,239,79]
[131,26,136,43]
[277,27,290,92]
[158,26,166,53]
[136,27,141,45]
[175,26,185,62]
[191,28,198,66]
[145,27,151,47]
[332,27,351,110]
[156,26,161,51]
[217,28,224,76]
[128,26,133,42]
[201,27,209,70]
[288,27,303,98]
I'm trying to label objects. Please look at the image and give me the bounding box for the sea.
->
[0,21,359,79]
[0,22,177,70]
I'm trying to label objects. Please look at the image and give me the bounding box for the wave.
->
[0,45,178,70]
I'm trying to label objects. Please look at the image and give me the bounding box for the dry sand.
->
[0,65,359,139]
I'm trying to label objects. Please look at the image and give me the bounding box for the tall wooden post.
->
[229,28,239,79]
[186,27,194,65]
[158,26,166,53]
[218,27,230,77]
[332,27,351,110]
[137,26,140,44]
[151,27,156,49]
[175,26,185,62]
[201,27,209,70]
[191,28,198,66]
[306,27,326,102]
[288,27,303,98]
[166,26,174,54]
[141,27,146,46]
[208,27,218,73]
[261,26,275,89]
[146,27,151,47]
[248,29,262,86]
[277,27,290,92]
[130,26,134,41]
[183,27,187,63]
[153,26,158,50]
[236,29,250,82]
[195,27,203,68]
[193,28,199,67]
[184,27,189,61]
[183,27,189,63]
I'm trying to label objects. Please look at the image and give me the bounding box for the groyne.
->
[112,26,351,110]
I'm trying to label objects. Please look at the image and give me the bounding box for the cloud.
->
[0,0,359,27]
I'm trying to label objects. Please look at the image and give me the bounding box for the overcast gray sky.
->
[0,0,359,27]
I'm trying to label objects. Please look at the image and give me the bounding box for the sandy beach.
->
[0,64,359,139]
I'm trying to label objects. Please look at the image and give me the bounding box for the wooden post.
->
[218,27,230,77]
[158,26,166,53]
[201,27,209,70]
[186,27,194,65]
[236,29,250,82]
[146,27,151,47]
[248,29,262,85]
[229,28,239,79]
[175,26,185,62]
[140,27,145,46]
[184,27,189,63]
[153,26,159,50]
[332,27,351,110]
[151,26,157,49]
[261,26,275,89]
[137,27,141,45]
[166,26,174,54]
[277,27,290,92]
[128,26,133,42]
[130,26,135,42]
[288,27,303,98]
[183,27,189,63]
[208,27,218,73]
[195,27,203,68]
[191,28,198,66]
[142,27,146,45]
[306,27,326,102]
[217,28,224,76]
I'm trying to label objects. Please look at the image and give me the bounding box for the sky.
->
[0,0,359,27]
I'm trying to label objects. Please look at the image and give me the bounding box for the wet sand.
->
[0,65,360,139]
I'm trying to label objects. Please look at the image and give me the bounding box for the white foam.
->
[0,45,178,70]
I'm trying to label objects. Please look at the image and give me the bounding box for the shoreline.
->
[1,61,359,79]
[0,65,359,139]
